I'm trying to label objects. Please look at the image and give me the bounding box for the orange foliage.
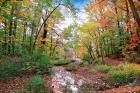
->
[131,33,140,43]
[77,47,87,58]
[97,18,111,27]
[11,0,17,3]
[86,0,108,12]
[126,20,135,30]
[128,33,140,49]
[18,11,25,16]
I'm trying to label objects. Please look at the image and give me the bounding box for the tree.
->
[33,0,76,48]
[0,0,76,56]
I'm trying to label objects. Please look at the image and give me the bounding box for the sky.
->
[55,0,90,31]
[72,0,89,9]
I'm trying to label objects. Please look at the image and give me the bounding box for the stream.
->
[51,66,85,93]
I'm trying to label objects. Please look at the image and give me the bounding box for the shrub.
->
[83,53,91,62]
[124,53,136,63]
[66,63,78,71]
[35,54,51,74]
[0,60,23,80]
[51,59,70,66]
[109,71,135,87]
[108,64,140,87]
[124,52,140,63]
[32,50,51,74]
[23,61,34,70]
[32,49,43,61]
[79,61,89,67]
[93,58,105,65]
[94,64,111,73]
[27,75,49,93]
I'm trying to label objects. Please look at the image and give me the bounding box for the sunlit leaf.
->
[11,0,17,3]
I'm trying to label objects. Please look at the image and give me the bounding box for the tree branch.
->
[33,3,61,48]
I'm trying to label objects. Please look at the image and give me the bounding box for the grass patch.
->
[109,64,140,87]
[93,64,111,73]
[0,60,23,80]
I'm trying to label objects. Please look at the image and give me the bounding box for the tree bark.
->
[4,20,7,55]
[12,19,17,55]
[8,5,14,54]
[41,23,48,45]
[22,22,27,48]
[128,0,140,28]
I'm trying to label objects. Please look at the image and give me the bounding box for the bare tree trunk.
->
[41,23,48,45]
[128,0,140,52]
[12,19,17,55]
[50,32,53,56]
[4,20,7,55]
[52,45,57,56]
[22,22,27,48]
[29,23,34,54]
[8,6,14,55]
[128,0,140,28]
[126,0,130,32]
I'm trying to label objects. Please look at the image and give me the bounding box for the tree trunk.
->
[8,5,14,54]
[4,20,7,55]
[12,19,17,55]
[41,23,48,45]
[125,0,130,32]
[22,23,27,48]
[29,23,34,54]
[50,32,53,56]
[128,0,140,28]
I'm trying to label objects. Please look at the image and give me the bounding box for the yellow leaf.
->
[79,22,99,33]
[0,15,5,22]
[0,0,5,6]
[23,0,31,6]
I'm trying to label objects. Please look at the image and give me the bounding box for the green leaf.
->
[45,0,52,7]
[2,13,12,20]
[53,9,63,18]
[1,1,8,8]
[0,31,5,37]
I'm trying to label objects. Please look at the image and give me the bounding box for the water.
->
[51,66,84,93]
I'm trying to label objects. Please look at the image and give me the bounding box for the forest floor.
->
[0,74,51,93]
[72,60,140,93]
[1,57,140,93]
